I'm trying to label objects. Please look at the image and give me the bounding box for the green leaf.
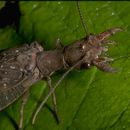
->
[0,1,130,130]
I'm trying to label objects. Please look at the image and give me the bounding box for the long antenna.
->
[76,1,89,36]
[32,58,83,124]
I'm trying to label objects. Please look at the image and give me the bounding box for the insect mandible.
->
[0,1,122,129]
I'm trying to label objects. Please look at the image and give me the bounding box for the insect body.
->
[0,1,123,129]
[0,27,122,128]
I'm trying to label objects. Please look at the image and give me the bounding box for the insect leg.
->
[32,58,83,124]
[47,76,60,123]
[19,91,29,129]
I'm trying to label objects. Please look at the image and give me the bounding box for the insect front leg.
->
[19,91,29,129]
[46,76,60,123]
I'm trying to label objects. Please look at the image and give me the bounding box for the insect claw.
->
[104,67,119,73]
[109,27,123,34]
[93,59,117,73]
[96,27,123,42]
[100,64,118,73]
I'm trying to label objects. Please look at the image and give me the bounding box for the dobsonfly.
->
[0,1,122,129]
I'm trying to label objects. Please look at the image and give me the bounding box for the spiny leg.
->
[19,91,29,129]
[47,77,60,123]
[96,28,123,42]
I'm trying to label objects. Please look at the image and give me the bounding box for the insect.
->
[0,1,122,129]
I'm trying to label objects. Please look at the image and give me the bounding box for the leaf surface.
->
[0,1,130,130]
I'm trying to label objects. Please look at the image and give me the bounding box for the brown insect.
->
[0,1,122,129]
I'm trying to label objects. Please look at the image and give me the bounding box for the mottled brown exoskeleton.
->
[0,1,123,130]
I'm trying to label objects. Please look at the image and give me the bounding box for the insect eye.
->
[79,44,85,51]
[82,45,85,49]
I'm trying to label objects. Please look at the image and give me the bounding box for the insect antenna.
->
[32,3,89,124]
[32,58,84,124]
[76,1,89,35]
